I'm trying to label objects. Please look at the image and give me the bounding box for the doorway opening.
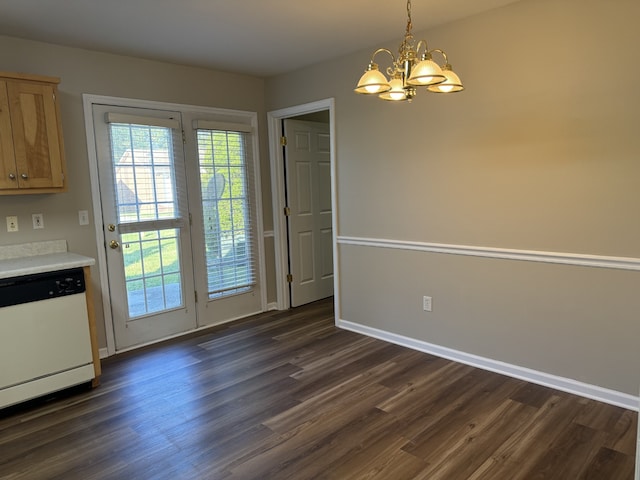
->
[267,99,338,313]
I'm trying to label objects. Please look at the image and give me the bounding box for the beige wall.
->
[0,35,275,348]
[266,0,640,394]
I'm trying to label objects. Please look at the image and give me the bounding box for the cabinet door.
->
[7,81,64,189]
[0,81,18,189]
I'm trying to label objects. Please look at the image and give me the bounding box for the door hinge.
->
[284,206,291,216]
[189,212,193,226]
[182,130,186,144]
[286,274,293,283]
[280,136,287,146]
[195,290,198,302]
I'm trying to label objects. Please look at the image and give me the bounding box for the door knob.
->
[109,240,120,249]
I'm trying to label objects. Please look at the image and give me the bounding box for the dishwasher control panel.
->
[55,275,84,294]
[0,268,85,308]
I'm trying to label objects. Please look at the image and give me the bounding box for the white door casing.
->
[284,119,333,307]
[267,98,339,315]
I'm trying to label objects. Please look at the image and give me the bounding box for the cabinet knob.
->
[20,173,28,180]
[8,173,16,180]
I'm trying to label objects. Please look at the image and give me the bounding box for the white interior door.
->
[284,119,333,307]
[92,105,196,350]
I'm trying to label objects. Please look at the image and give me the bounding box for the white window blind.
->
[192,119,253,133]
[106,112,180,129]
[196,127,256,298]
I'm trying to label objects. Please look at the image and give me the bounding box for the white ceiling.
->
[0,0,522,77]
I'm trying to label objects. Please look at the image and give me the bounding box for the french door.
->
[90,100,263,351]
[93,105,196,349]
[183,114,263,328]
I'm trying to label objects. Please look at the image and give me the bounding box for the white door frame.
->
[267,98,339,316]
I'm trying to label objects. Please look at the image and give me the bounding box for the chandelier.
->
[354,0,464,102]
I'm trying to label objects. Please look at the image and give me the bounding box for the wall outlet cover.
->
[6,215,18,232]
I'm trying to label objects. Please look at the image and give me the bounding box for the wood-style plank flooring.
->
[0,298,636,479]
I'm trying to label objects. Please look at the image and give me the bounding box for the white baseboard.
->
[337,318,638,411]
[266,302,279,311]
[99,347,110,359]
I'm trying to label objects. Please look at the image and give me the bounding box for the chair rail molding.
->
[337,236,640,271]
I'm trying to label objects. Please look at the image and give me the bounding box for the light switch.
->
[32,213,44,229]
[79,210,90,226]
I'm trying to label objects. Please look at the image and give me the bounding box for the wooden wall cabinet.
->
[0,71,67,195]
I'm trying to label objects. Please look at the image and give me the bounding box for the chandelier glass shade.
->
[354,0,464,102]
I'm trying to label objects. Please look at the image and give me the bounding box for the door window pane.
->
[121,229,183,317]
[197,130,254,298]
[110,124,178,223]
[109,121,184,318]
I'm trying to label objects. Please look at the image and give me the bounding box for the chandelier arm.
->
[367,48,398,78]
[370,48,396,64]
[428,48,449,65]
[416,40,428,58]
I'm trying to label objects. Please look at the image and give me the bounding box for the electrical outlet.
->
[78,210,89,226]
[6,215,18,232]
[423,295,432,312]
[32,213,44,229]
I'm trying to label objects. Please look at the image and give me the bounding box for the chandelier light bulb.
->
[354,63,391,95]
[365,84,384,94]
[379,77,408,101]
[427,65,464,93]
[407,57,445,86]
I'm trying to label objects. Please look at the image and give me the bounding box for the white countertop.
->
[0,252,95,279]
[0,240,95,279]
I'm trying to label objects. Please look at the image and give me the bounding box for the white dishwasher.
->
[0,267,95,409]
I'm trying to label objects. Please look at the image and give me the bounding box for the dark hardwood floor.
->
[0,298,636,479]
